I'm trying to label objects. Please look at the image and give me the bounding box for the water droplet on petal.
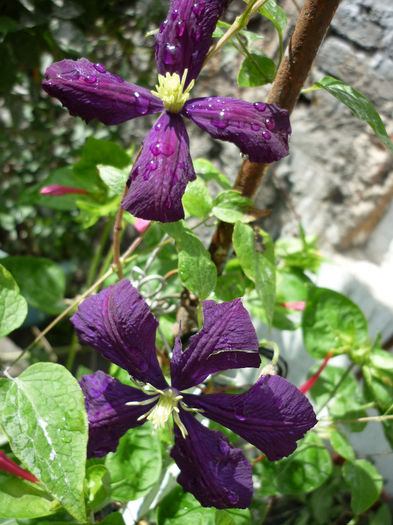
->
[176,20,185,37]
[134,91,150,115]
[251,123,260,131]
[154,121,162,131]
[83,75,97,84]
[159,19,168,33]
[212,110,229,129]
[150,141,175,156]
[262,130,271,139]
[192,2,205,16]
[163,44,179,65]
[171,8,179,20]
[94,63,106,73]
[265,117,275,130]
[253,102,266,112]
[143,160,158,180]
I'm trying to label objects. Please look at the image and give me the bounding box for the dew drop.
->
[171,8,179,20]
[83,75,97,84]
[163,43,179,65]
[154,121,162,131]
[144,160,158,180]
[265,117,275,130]
[212,109,229,129]
[192,2,205,16]
[94,63,106,73]
[134,91,150,115]
[150,141,175,156]
[176,20,185,37]
[159,19,168,33]
[262,130,271,139]
[253,102,266,112]
[251,123,260,131]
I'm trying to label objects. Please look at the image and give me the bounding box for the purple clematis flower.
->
[71,280,316,509]
[42,0,291,223]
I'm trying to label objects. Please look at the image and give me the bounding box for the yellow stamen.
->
[151,69,195,113]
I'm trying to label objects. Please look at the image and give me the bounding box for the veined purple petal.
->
[171,410,253,509]
[171,299,260,391]
[155,0,229,86]
[71,280,167,389]
[80,371,156,458]
[42,58,163,125]
[183,375,317,461]
[183,97,291,163]
[122,112,195,222]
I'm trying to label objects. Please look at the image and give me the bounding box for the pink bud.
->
[280,301,306,311]
[40,185,89,196]
[134,218,150,232]
[299,351,334,394]
[0,450,38,483]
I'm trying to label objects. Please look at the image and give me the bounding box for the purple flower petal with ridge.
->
[183,97,291,163]
[155,0,229,87]
[122,112,196,222]
[42,58,163,125]
[80,371,157,458]
[171,410,253,509]
[171,299,260,391]
[71,280,167,389]
[183,375,318,460]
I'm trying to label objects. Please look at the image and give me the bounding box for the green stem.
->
[86,219,112,288]
[316,363,355,416]
[66,332,79,371]
[197,301,204,329]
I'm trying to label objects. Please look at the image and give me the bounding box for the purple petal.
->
[155,0,229,86]
[80,371,156,458]
[42,58,163,125]
[71,280,167,389]
[183,97,291,163]
[121,112,195,222]
[171,410,253,509]
[183,375,317,460]
[171,299,260,391]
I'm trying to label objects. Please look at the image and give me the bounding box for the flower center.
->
[151,69,194,113]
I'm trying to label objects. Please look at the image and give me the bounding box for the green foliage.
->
[343,459,383,515]
[106,423,162,502]
[329,430,355,461]
[84,464,110,510]
[193,158,231,190]
[302,287,370,360]
[233,222,276,326]
[157,486,216,524]
[182,177,213,218]
[255,433,332,496]
[314,76,393,155]
[162,221,217,300]
[1,256,66,314]
[238,53,276,87]
[212,191,254,223]
[0,264,28,337]
[0,363,88,522]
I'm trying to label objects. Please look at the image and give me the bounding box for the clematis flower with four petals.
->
[42,0,291,223]
[71,279,317,509]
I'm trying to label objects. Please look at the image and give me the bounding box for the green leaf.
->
[75,137,130,172]
[0,474,57,519]
[182,177,213,218]
[343,459,383,515]
[1,257,66,314]
[0,264,28,337]
[302,287,369,360]
[238,53,276,87]
[310,365,367,432]
[0,363,88,522]
[255,433,332,497]
[258,0,287,34]
[162,221,217,300]
[369,504,392,525]
[215,271,246,302]
[106,423,162,502]
[193,158,231,189]
[97,165,128,196]
[233,222,276,325]
[330,430,355,460]
[157,486,216,525]
[276,269,312,303]
[315,76,393,155]
[212,190,254,223]
[85,464,110,510]
[369,347,393,371]
[100,513,126,525]
[215,508,250,525]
